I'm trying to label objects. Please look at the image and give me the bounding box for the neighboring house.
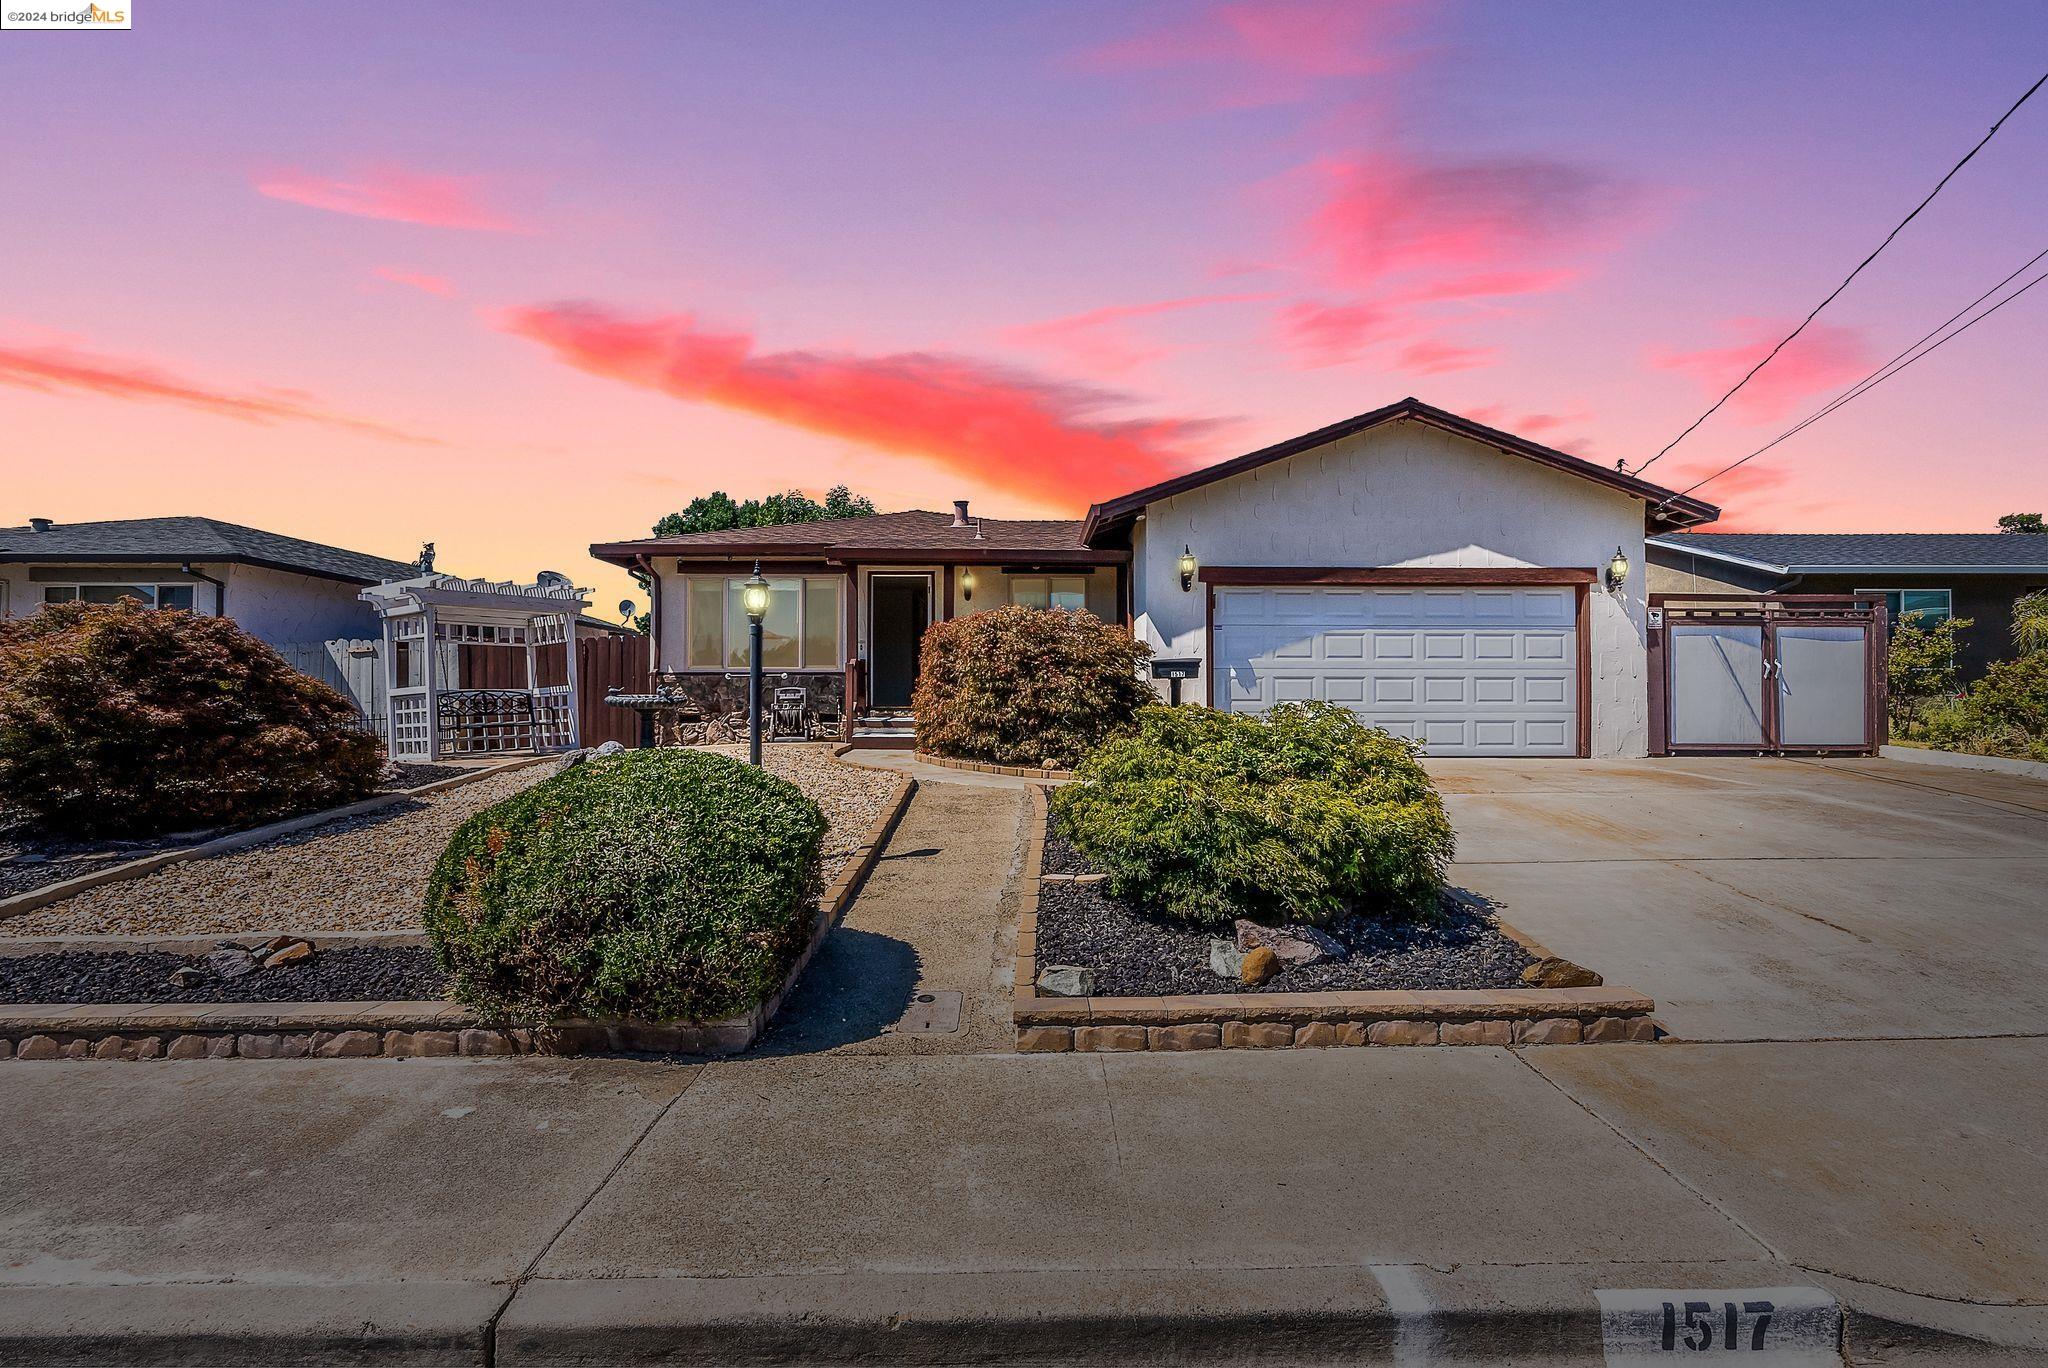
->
[591,398,1721,758]
[1647,533,2048,682]
[0,516,421,645]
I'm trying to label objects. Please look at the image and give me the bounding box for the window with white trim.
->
[1010,575,1088,611]
[41,583,197,611]
[1859,588,1952,630]
[682,575,843,670]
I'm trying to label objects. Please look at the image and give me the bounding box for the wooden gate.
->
[1649,594,1887,756]
[572,634,651,747]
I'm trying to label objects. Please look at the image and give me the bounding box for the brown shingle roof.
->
[590,510,1105,565]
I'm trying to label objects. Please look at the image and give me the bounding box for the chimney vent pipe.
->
[951,500,970,527]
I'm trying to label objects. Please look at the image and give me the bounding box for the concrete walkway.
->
[3,758,2044,1365]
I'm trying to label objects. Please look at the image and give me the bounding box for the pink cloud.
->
[1299,151,1639,292]
[255,165,534,233]
[1463,403,1598,455]
[1003,293,1269,375]
[0,338,437,444]
[1394,339,1499,375]
[1646,318,1876,424]
[499,303,1220,508]
[1657,460,1806,531]
[371,266,457,297]
[1085,0,1411,79]
[1272,299,1395,368]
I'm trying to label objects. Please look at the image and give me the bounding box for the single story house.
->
[591,398,1720,758]
[0,516,424,645]
[1647,533,2048,682]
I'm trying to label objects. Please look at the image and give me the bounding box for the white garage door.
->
[1212,584,1579,756]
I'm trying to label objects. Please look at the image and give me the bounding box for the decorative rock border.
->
[0,774,918,1062]
[1013,787,1660,1052]
[0,755,560,923]
[914,751,1076,781]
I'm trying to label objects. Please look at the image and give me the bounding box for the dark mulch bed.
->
[1036,805,1534,997]
[0,763,462,901]
[0,946,448,1005]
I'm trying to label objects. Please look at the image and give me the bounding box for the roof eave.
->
[0,549,396,586]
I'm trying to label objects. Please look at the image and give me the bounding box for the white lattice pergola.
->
[360,573,589,762]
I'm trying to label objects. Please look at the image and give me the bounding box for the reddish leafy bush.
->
[911,605,1152,768]
[0,600,381,836]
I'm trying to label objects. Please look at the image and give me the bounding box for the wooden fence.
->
[279,634,649,748]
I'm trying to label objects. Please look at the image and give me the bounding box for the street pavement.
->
[1,757,2043,1365]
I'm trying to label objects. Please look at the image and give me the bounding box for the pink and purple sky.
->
[4,2,2045,613]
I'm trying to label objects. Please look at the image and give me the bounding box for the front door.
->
[868,575,932,709]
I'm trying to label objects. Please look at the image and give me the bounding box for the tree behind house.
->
[653,485,877,537]
[1996,512,2045,535]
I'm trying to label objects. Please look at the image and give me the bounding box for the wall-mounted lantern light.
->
[960,567,975,603]
[742,562,770,765]
[1178,545,1198,593]
[1605,546,1630,592]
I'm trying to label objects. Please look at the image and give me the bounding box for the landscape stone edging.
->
[0,754,560,923]
[914,751,1076,781]
[0,930,431,957]
[0,772,919,1063]
[1013,786,1661,1052]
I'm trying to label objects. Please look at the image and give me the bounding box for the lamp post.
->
[742,563,770,766]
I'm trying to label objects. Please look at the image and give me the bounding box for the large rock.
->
[1207,938,1245,980]
[201,947,261,980]
[168,967,208,989]
[1036,965,1096,998]
[263,940,314,969]
[1235,919,1344,967]
[1239,946,1280,986]
[1521,956,1603,989]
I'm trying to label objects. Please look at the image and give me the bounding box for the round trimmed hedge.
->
[424,748,827,1024]
[0,599,380,837]
[1050,701,1455,927]
[911,605,1152,769]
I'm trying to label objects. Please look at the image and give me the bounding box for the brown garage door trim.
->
[1199,568,1595,758]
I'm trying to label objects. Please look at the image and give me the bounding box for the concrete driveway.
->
[1433,754,2048,1042]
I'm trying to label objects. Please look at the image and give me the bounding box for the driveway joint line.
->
[1787,756,2048,819]
[1791,1262,2048,1309]
[1508,1050,1784,1264]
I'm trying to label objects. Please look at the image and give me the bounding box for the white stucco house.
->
[0,516,424,645]
[590,399,1721,758]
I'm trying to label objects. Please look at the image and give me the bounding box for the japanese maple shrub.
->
[912,605,1152,769]
[1051,701,1456,927]
[424,748,827,1024]
[0,599,379,837]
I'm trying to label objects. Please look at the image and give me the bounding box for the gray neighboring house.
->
[0,516,421,645]
[1647,532,2048,682]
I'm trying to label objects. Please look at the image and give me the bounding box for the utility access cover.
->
[888,991,962,1035]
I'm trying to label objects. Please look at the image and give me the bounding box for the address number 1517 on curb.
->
[1596,1286,1841,1364]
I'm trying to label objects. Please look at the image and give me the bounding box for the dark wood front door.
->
[869,575,931,709]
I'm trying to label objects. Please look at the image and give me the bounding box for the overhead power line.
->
[1658,249,2048,508]
[1632,66,2048,476]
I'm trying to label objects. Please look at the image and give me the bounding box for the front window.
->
[1861,588,1953,630]
[684,574,843,669]
[42,583,196,611]
[1011,575,1088,611]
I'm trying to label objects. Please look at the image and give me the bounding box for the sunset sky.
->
[5,2,2046,614]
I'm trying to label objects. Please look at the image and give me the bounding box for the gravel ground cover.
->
[0,760,482,902]
[1036,806,1534,997]
[0,764,554,938]
[0,946,445,1004]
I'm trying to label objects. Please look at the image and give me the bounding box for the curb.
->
[914,751,1076,781]
[0,754,559,923]
[0,772,918,1063]
[1015,786,1659,1052]
[1878,744,2048,782]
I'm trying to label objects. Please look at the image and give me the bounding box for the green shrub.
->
[0,600,380,837]
[912,605,1152,769]
[1923,652,2048,762]
[424,748,827,1023]
[1886,613,1972,737]
[1050,701,1455,927]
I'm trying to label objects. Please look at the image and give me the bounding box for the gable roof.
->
[0,516,420,585]
[1080,397,1721,545]
[1648,532,2048,575]
[591,510,1113,565]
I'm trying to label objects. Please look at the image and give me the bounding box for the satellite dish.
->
[535,570,571,590]
[618,598,636,622]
